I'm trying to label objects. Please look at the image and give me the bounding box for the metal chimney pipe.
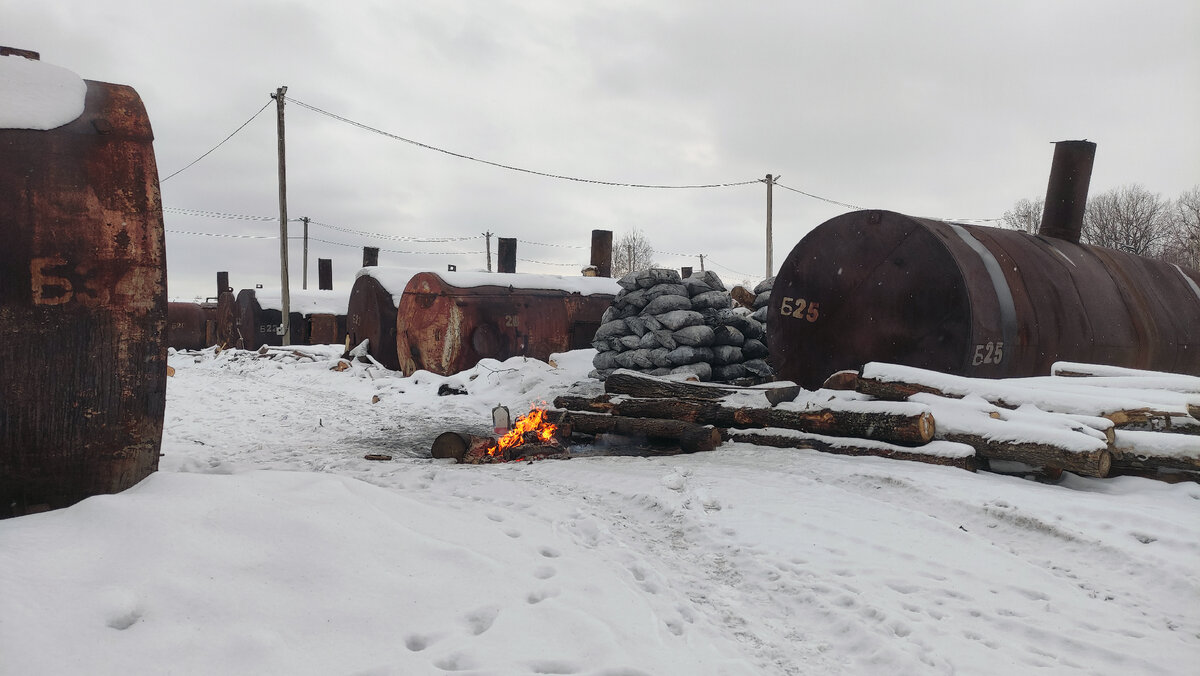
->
[318,258,332,290]
[1038,140,1096,243]
[497,238,517,274]
[590,229,613,277]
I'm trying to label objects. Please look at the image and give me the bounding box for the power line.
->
[164,206,279,222]
[165,228,277,239]
[308,219,482,243]
[159,101,273,183]
[517,239,587,249]
[285,96,763,190]
[516,257,586,267]
[772,180,865,211]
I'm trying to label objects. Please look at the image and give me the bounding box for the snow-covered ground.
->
[1,347,1197,675]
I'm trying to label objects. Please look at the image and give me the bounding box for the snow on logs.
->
[852,362,1200,479]
[552,369,972,470]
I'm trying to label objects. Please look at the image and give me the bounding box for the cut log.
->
[431,432,488,463]
[604,369,800,405]
[943,432,1111,478]
[1111,430,1200,473]
[821,370,859,391]
[552,393,617,414]
[767,401,934,446]
[723,428,977,471]
[550,410,721,453]
[905,393,1113,477]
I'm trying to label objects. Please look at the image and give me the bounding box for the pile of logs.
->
[551,369,978,470]
[840,361,1200,480]
[549,363,1200,481]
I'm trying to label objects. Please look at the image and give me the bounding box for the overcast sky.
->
[5,1,1198,300]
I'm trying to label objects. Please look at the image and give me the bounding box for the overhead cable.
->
[285,96,762,190]
[159,101,273,183]
[164,206,279,222]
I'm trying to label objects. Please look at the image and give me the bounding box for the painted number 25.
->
[972,341,1004,366]
[779,296,820,323]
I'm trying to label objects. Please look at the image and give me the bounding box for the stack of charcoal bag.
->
[590,269,772,382]
[750,276,774,348]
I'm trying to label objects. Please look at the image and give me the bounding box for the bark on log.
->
[550,410,721,452]
[556,395,934,447]
[723,429,977,471]
[765,407,934,446]
[604,369,800,405]
[942,433,1111,478]
[552,394,617,413]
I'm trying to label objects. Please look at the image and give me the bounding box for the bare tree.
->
[1160,186,1200,270]
[1001,197,1044,234]
[612,228,658,277]
[1081,184,1172,257]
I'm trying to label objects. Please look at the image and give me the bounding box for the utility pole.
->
[301,216,310,290]
[272,85,291,345]
[484,231,493,272]
[699,253,706,271]
[764,173,778,278]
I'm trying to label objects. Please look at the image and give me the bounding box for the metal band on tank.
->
[947,224,1018,356]
[1175,265,1200,303]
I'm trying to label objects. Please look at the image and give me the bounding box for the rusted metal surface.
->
[167,301,215,350]
[318,258,333,290]
[768,210,1200,389]
[591,229,613,277]
[308,313,346,345]
[235,289,309,350]
[395,273,614,375]
[1039,140,1096,242]
[0,75,166,516]
[215,290,240,348]
[346,274,401,369]
[498,238,517,273]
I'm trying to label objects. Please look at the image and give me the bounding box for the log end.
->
[431,432,470,463]
[821,370,859,391]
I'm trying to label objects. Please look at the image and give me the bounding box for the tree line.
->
[1002,184,1200,269]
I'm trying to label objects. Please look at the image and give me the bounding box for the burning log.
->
[604,369,800,405]
[723,428,977,471]
[553,394,934,447]
[550,410,721,453]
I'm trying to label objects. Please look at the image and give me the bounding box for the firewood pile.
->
[550,362,1200,481]
[551,369,978,470]
[844,361,1200,481]
[589,269,772,384]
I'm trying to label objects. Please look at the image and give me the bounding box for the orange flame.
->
[489,406,558,458]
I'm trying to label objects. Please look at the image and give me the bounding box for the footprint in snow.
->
[464,606,499,635]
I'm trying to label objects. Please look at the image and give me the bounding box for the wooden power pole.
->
[272,85,291,345]
[765,173,778,278]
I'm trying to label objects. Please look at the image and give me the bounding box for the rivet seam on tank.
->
[1173,265,1200,303]
[947,224,1018,357]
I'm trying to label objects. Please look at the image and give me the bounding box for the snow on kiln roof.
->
[428,270,621,296]
[355,266,429,307]
[0,53,87,130]
[251,288,349,316]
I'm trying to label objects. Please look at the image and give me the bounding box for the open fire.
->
[487,406,559,460]
[427,405,571,465]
